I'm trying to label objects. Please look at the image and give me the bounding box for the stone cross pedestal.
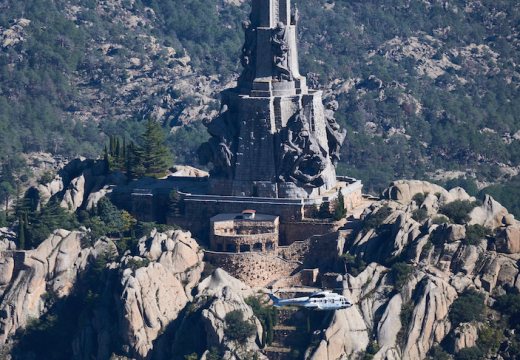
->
[198,0,347,199]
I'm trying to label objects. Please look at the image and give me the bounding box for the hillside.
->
[0,1,519,197]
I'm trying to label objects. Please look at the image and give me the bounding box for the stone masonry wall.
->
[204,251,299,287]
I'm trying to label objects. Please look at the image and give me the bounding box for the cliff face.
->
[309,180,520,359]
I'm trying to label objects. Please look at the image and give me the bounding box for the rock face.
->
[35,158,119,212]
[118,230,204,359]
[0,230,104,344]
[496,225,520,254]
[450,323,480,352]
[310,180,520,360]
[196,269,266,360]
[469,195,509,229]
[71,229,204,360]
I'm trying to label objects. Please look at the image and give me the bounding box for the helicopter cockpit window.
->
[310,294,327,299]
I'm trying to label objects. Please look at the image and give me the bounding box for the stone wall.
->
[204,251,299,287]
[280,220,343,245]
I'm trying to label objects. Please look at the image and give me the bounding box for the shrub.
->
[494,293,520,330]
[455,347,483,360]
[397,301,414,347]
[439,200,480,224]
[412,192,427,206]
[428,345,451,360]
[432,215,449,225]
[126,258,150,271]
[363,206,393,230]
[390,262,413,288]
[477,325,503,355]
[342,253,367,277]
[449,289,486,326]
[224,310,256,344]
[246,296,277,346]
[412,208,428,222]
[464,224,491,245]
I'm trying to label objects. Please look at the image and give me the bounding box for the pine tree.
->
[18,216,25,250]
[130,119,173,179]
[334,190,348,221]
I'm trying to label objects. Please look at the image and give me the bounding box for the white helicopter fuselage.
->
[269,291,353,311]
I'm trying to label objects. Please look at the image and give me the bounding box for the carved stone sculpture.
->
[278,112,327,187]
[198,102,238,179]
[324,100,347,165]
[271,22,293,82]
[239,20,257,86]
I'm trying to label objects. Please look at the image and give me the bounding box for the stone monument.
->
[198,0,347,199]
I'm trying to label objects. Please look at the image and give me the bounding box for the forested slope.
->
[1,0,519,207]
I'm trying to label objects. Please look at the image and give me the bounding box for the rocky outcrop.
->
[32,157,130,213]
[469,195,509,229]
[450,323,480,353]
[312,181,520,359]
[170,165,209,178]
[66,229,206,360]
[197,269,266,360]
[496,225,520,254]
[0,230,112,344]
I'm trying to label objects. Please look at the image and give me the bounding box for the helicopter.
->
[269,290,353,311]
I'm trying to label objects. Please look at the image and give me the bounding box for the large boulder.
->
[197,269,266,360]
[496,225,520,254]
[450,323,479,353]
[469,195,509,229]
[383,180,447,204]
[117,230,204,360]
[402,276,458,360]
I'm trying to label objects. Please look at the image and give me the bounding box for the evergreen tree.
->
[334,190,348,221]
[130,119,173,179]
[18,216,26,250]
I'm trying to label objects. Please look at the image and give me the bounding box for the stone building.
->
[210,211,279,253]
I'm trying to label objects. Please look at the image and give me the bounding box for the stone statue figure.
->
[324,100,347,165]
[291,6,299,26]
[278,111,328,187]
[239,20,257,85]
[271,22,293,82]
[198,101,239,179]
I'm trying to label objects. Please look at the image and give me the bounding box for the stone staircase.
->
[262,305,325,360]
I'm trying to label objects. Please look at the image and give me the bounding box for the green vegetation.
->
[449,289,485,326]
[412,192,427,206]
[477,325,503,355]
[412,208,429,222]
[445,178,479,197]
[390,262,414,288]
[341,253,367,277]
[427,345,451,360]
[16,199,78,249]
[455,347,483,360]
[464,224,491,246]
[246,296,277,346]
[397,301,414,347]
[224,310,256,344]
[334,190,348,221]
[494,293,520,330]
[129,119,173,179]
[363,205,393,230]
[480,176,520,218]
[361,341,381,360]
[439,200,480,225]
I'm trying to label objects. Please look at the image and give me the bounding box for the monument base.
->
[176,177,363,244]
